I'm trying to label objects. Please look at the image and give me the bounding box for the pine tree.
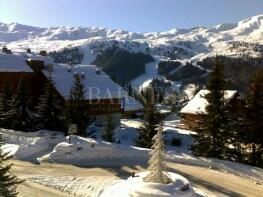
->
[144,124,172,184]
[191,58,228,158]
[136,102,161,148]
[158,91,164,103]
[36,73,65,131]
[244,68,263,167]
[0,135,23,196]
[126,83,133,97]
[224,110,245,162]
[66,74,89,136]
[102,114,115,142]
[10,79,34,132]
[0,82,13,129]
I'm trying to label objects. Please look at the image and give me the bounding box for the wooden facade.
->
[64,98,122,115]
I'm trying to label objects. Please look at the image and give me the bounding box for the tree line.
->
[0,73,117,196]
[191,58,263,168]
[0,73,91,136]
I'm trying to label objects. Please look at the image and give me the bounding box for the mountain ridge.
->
[1,15,263,89]
[1,14,263,43]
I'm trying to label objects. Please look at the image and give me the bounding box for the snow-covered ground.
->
[1,114,263,196]
[1,129,65,162]
[1,114,263,185]
[27,173,202,197]
[131,58,160,89]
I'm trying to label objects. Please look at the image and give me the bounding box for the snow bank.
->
[101,171,195,197]
[166,153,263,184]
[0,129,65,162]
[39,135,149,166]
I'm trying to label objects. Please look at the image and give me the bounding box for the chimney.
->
[81,72,85,79]
[95,69,101,74]
[39,50,47,56]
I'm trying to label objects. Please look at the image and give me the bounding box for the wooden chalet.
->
[179,89,243,129]
[0,51,130,126]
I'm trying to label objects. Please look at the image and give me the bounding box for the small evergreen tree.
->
[10,79,34,132]
[244,68,263,167]
[136,102,161,148]
[191,58,228,158]
[0,82,13,129]
[36,73,65,131]
[66,74,89,136]
[0,135,23,196]
[144,124,172,184]
[102,114,115,142]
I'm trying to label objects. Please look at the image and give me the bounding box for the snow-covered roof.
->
[43,64,125,100]
[0,52,33,72]
[180,89,238,115]
[27,54,54,65]
[123,96,144,111]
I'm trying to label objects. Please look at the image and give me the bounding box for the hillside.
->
[1,14,263,89]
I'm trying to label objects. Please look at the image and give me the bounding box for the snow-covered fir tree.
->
[102,114,115,142]
[144,123,172,184]
[0,135,23,196]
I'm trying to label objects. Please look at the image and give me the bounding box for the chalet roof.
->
[122,96,144,111]
[0,52,33,72]
[27,54,54,65]
[180,89,239,115]
[42,63,126,100]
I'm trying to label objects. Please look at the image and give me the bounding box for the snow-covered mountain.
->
[1,15,263,58]
[1,14,263,88]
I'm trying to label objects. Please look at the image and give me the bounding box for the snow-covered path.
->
[29,176,120,197]
[12,160,263,197]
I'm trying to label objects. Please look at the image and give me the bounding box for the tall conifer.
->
[191,58,228,158]
[244,68,263,167]
[10,79,34,132]
[66,74,89,136]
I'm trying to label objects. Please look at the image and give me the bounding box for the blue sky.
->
[1,0,263,32]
